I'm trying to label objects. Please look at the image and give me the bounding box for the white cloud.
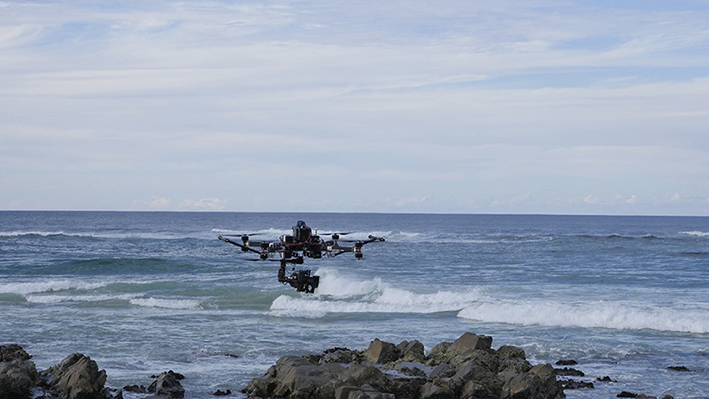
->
[1,0,709,215]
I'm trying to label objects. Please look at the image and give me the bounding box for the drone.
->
[218,221,385,293]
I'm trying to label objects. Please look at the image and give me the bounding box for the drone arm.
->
[218,236,262,254]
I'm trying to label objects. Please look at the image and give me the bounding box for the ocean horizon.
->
[1,211,707,398]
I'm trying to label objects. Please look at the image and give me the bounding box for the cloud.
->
[179,198,228,211]
[1,0,709,215]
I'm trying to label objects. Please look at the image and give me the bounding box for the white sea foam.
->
[26,293,139,304]
[0,280,108,295]
[130,297,202,310]
[0,230,69,237]
[457,299,709,334]
[680,231,709,238]
[269,268,483,318]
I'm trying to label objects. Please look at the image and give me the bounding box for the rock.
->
[555,359,577,366]
[554,367,585,377]
[501,363,564,399]
[39,353,107,399]
[560,379,594,389]
[397,340,425,363]
[420,379,455,399]
[596,376,616,382]
[0,359,38,399]
[667,366,690,372]
[426,342,451,366]
[497,346,531,374]
[123,384,148,393]
[244,333,564,399]
[451,332,493,352]
[148,370,185,399]
[322,348,359,364]
[365,339,399,364]
[213,389,232,396]
[618,392,638,398]
[0,345,32,362]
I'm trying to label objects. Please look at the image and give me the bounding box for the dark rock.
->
[667,366,690,372]
[426,342,451,366]
[618,392,638,398]
[497,346,531,374]
[451,332,492,352]
[123,384,148,393]
[213,389,232,396]
[554,367,585,377]
[501,363,564,399]
[322,348,359,364]
[555,359,577,366]
[365,339,399,364]
[596,376,616,382]
[148,370,185,399]
[560,379,594,389]
[0,345,32,362]
[244,332,564,399]
[0,359,38,399]
[39,353,107,399]
[398,340,425,363]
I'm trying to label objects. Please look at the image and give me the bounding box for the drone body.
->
[218,221,385,293]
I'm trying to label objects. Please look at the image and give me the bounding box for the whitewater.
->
[1,211,707,398]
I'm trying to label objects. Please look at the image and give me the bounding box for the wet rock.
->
[123,384,148,393]
[148,370,185,399]
[244,332,564,399]
[0,345,32,362]
[213,388,232,396]
[555,359,577,366]
[39,353,107,399]
[554,367,585,377]
[365,339,399,364]
[596,376,616,382]
[667,366,690,372]
[560,379,594,389]
[0,359,38,399]
[451,332,493,352]
[397,340,425,363]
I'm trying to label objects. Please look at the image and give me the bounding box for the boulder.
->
[397,340,425,363]
[0,345,32,362]
[0,359,38,399]
[148,370,185,399]
[365,339,399,364]
[244,332,564,399]
[39,353,107,399]
[501,363,564,399]
[452,333,493,352]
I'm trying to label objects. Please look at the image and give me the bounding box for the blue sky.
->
[1,0,708,215]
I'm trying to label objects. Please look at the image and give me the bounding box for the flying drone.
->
[218,221,385,293]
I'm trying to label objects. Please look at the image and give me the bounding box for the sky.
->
[1,0,709,215]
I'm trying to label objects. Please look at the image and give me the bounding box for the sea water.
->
[1,211,707,398]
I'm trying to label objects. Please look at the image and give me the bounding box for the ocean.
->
[1,211,707,398]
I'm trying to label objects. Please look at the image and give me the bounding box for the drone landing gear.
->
[278,259,319,293]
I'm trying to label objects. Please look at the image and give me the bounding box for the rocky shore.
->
[245,332,564,399]
[1,333,682,399]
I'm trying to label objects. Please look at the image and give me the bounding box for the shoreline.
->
[2,333,684,399]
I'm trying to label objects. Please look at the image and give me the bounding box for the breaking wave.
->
[457,300,709,334]
[129,297,203,310]
[0,280,108,295]
[680,231,709,238]
[269,268,484,318]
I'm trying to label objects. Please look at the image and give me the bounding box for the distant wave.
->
[0,280,108,295]
[680,231,709,238]
[457,299,709,334]
[26,293,139,304]
[0,231,77,238]
[130,297,202,310]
